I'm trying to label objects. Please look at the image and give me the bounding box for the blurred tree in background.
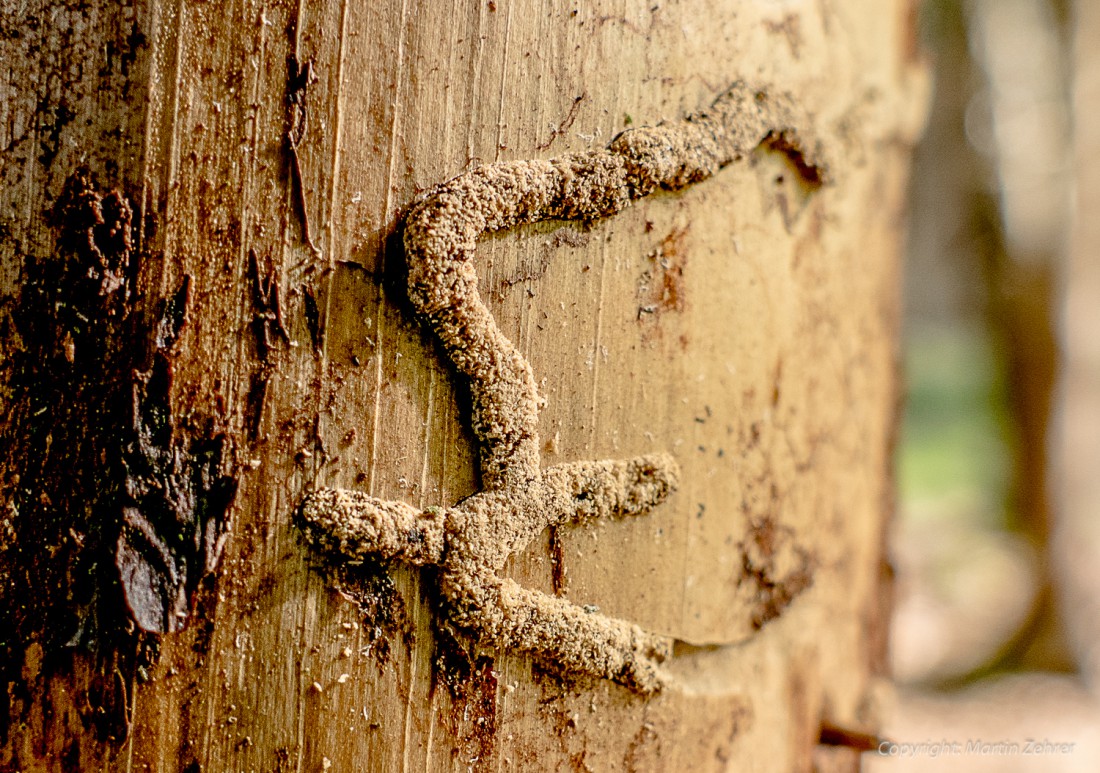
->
[876,0,1100,769]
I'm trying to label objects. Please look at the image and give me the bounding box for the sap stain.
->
[636,225,689,329]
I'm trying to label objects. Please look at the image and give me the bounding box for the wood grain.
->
[0,0,926,769]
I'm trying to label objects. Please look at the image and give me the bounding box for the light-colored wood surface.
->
[0,0,925,769]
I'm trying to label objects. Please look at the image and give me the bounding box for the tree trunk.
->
[1,1,925,770]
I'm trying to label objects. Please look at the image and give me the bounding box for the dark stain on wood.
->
[818,721,882,751]
[302,282,323,353]
[0,167,237,749]
[737,515,815,630]
[636,226,689,332]
[436,643,499,769]
[304,543,411,669]
[117,338,238,633]
[415,564,499,769]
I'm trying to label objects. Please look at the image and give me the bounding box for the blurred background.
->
[867,0,1100,769]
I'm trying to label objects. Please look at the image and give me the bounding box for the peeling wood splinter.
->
[247,247,289,362]
[298,82,826,692]
[286,53,319,255]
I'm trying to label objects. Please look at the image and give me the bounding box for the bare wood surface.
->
[0,1,925,770]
